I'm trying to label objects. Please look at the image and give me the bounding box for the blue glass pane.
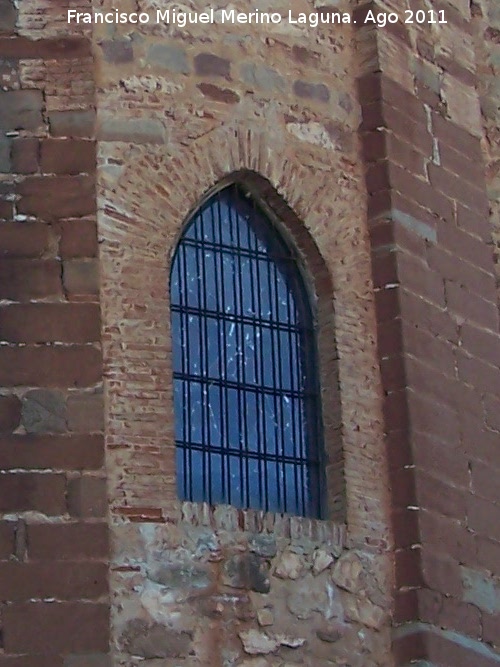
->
[170,184,322,517]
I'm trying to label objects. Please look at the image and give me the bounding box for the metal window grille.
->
[170,183,324,518]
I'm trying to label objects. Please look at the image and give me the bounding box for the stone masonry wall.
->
[0,1,109,665]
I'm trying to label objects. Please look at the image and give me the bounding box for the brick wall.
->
[0,1,109,665]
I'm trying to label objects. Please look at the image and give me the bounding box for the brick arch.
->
[98,121,393,551]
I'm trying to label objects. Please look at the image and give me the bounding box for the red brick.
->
[0,434,104,470]
[3,602,109,654]
[0,394,21,433]
[0,561,107,600]
[0,346,102,387]
[0,259,62,301]
[27,522,108,560]
[40,139,95,175]
[0,520,15,558]
[0,223,50,258]
[0,303,100,344]
[440,597,482,637]
[392,507,420,549]
[11,138,39,174]
[68,476,107,518]
[17,176,96,221]
[403,322,456,376]
[421,549,463,597]
[0,473,66,514]
[58,219,98,258]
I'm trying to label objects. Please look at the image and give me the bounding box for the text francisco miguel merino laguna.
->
[68,8,368,27]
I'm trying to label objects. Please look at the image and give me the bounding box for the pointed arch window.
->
[170,182,324,518]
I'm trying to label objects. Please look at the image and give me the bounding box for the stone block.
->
[241,64,285,92]
[0,138,11,173]
[223,553,270,593]
[68,475,107,518]
[146,44,189,73]
[11,138,39,174]
[97,117,166,144]
[0,394,21,433]
[17,176,96,220]
[41,139,95,175]
[101,40,133,64]
[67,393,104,432]
[121,620,191,659]
[0,90,43,131]
[0,0,17,34]
[194,53,230,78]
[21,389,67,434]
[49,110,96,138]
[293,80,330,103]
[63,259,100,295]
